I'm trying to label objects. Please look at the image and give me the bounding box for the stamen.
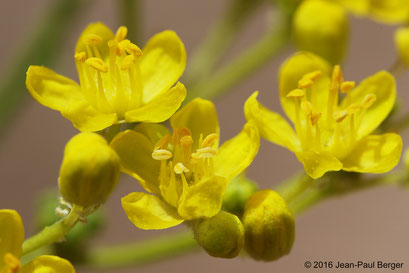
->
[84,34,103,46]
[173,128,192,146]
[74,51,87,62]
[117,40,131,56]
[331,65,343,84]
[334,110,348,123]
[310,112,322,126]
[286,88,305,99]
[298,70,322,89]
[196,147,217,158]
[298,78,313,89]
[347,103,361,115]
[115,26,128,42]
[361,94,376,109]
[180,135,193,162]
[340,81,355,93]
[202,133,218,148]
[301,100,312,116]
[152,149,173,160]
[174,162,190,174]
[125,43,142,57]
[326,65,343,126]
[120,54,135,70]
[155,134,171,150]
[4,253,20,273]
[86,58,108,73]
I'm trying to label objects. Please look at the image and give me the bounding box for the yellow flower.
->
[0,209,75,273]
[26,22,187,132]
[245,52,402,179]
[110,98,260,229]
[334,0,409,24]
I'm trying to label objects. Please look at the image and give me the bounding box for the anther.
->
[347,103,361,115]
[84,34,103,45]
[334,110,348,123]
[121,54,135,70]
[115,26,128,42]
[74,51,87,62]
[152,149,173,160]
[286,88,305,99]
[155,134,171,150]
[196,147,217,158]
[361,94,377,109]
[331,65,343,84]
[301,100,313,116]
[340,81,355,93]
[298,78,314,89]
[117,40,131,56]
[310,112,322,126]
[202,133,218,148]
[86,58,108,73]
[4,253,20,273]
[125,43,142,57]
[174,162,190,174]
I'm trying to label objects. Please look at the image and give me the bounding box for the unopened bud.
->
[293,0,348,64]
[193,211,244,259]
[59,133,120,209]
[395,27,409,67]
[222,176,258,216]
[242,190,295,261]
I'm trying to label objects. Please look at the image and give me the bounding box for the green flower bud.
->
[404,148,409,170]
[193,211,244,259]
[242,190,295,261]
[292,0,349,64]
[222,175,258,216]
[395,27,409,67]
[59,133,120,209]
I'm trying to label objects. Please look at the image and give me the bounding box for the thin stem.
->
[280,174,313,204]
[22,206,81,256]
[119,0,142,44]
[185,0,264,86]
[0,0,88,136]
[86,231,199,268]
[186,19,291,102]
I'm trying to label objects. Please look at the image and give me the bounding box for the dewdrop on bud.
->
[292,0,348,64]
[59,133,120,209]
[395,27,409,67]
[242,190,295,261]
[193,211,244,258]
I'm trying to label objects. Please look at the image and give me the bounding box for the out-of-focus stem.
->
[0,0,88,136]
[119,0,142,44]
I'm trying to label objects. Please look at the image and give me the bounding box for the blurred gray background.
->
[1,0,409,272]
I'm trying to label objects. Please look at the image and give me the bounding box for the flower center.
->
[74,26,143,119]
[151,128,218,207]
[287,65,377,157]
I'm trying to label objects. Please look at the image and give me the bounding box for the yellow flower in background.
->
[26,22,187,132]
[110,98,260,230]
[334,0,409,24]
[245,52,402,179]
[0,209,75,273]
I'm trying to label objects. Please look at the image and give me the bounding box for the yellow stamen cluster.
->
[288,65,377,154]
[151,128,218,207]
[74,26,143,118]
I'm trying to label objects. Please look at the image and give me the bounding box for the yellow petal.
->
[170,98,219,149]
[124,82,186,123]
[214,121,260,181]
[26,66,83,111]
[244,91,299,152]
[342,133,402,173]
[0,210,24,271]
[336,0,369,15]
[61,100,117,132]
[140,30,186,103]
[20,255,75,273]
[279,52,331,123]
[178,176,228,220]
[296,150,343,179]
[122,192,184,230]
[133,123,170,144]
[369,0,409,24]
[110,130,160,194]
[75,22,114,61]
[341,71,396,139]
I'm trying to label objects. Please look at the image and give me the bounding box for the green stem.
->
[185,0,264,86]
[22,206,81,256]
[186,18,291,102]
[119,0,142,44]
[86,231,199,268]
[0,0,88,136]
